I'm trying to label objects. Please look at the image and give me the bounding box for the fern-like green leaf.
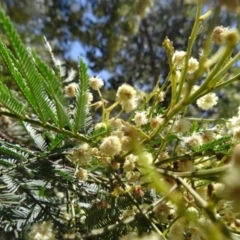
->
[1,174,20,193]
[0,192,23,207]
[193,136,232,154]
[0,40,39,116]
[32,50,70,129]
[0,139,34,157]
[22,122,47,151]
[0,158,16,168]
[0,82,26,118]
[0,9,58,125]
[54,169,75,182]
[48,133,66,151]
[0,145,29,160]
[73,59,90,134]
[189,121,199,134]
[21,180,51,190]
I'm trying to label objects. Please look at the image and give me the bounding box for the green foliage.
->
[193,136,233,154]
[73,59,91,134]
[31,50,70,129]
[0,81,26,118]
[0,8,58,125]
[0,7,95,239]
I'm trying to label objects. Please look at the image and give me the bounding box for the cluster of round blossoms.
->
[196,92,218,110]
[42,20,240,240]
[172,50,199,74]
[26,221,55,240]
[211,25,240,46]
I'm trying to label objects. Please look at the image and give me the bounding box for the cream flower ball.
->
[100,136,122,156]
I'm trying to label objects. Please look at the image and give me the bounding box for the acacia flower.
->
[64,83,78,97]
[120,98,138,113]
[134,111,148,127]
[175,145,187,155]
[157,91,165,102]
[191,85,200,93]
[140,151,153,165]
[184,134,203,148]
[87,92,93,104]
[222,159,240,206]
[185,206,199,221]
[76,168,88,181]
[226,116,240,132]
[116,83,137,102]
[202,131,215,143]
[153,202,170,222]
[150,115,164,129]
[111,161,120,169]
[123,154,138,172]
[93,100,108,110]
[121,136,132,152]
[111,129,124,139]
[172,50,186,69]
[157,152,169,165]
[126,171,141,182]
[100,136,122,156]
[109,118,123,129]
[196,93,218,110]
[211,26,229,45]
[26,221,55,240]
[223,28,240,47]
[188,57,199,74]
[173,118,191,133]
[89,76,104,90]
[72,143,92,165]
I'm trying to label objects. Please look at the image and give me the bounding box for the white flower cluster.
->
[196,92,218,110]
[89,76,104,90]
[117,84,138,112]
[58,19,240,240]
[134,111,148,127]
[173,118,191,133]
[182,130,217,149]
[26,221,55,240]
[72,143,92,165]
[172,50,199,74]
[100,135,122,156]
[212,26,240,46]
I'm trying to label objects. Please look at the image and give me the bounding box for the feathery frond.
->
[0,139,33,157]
[22,122,47,151]
[0,9,58,125]
[0,81,26,118]
[73,59,90,134]
[0,39,38,118]
[47,133,66,151]
[0,158,17,169]
[193,136,232,154]
[32,50,70,129]
[0,145,29,160]
[1,174,20,193]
